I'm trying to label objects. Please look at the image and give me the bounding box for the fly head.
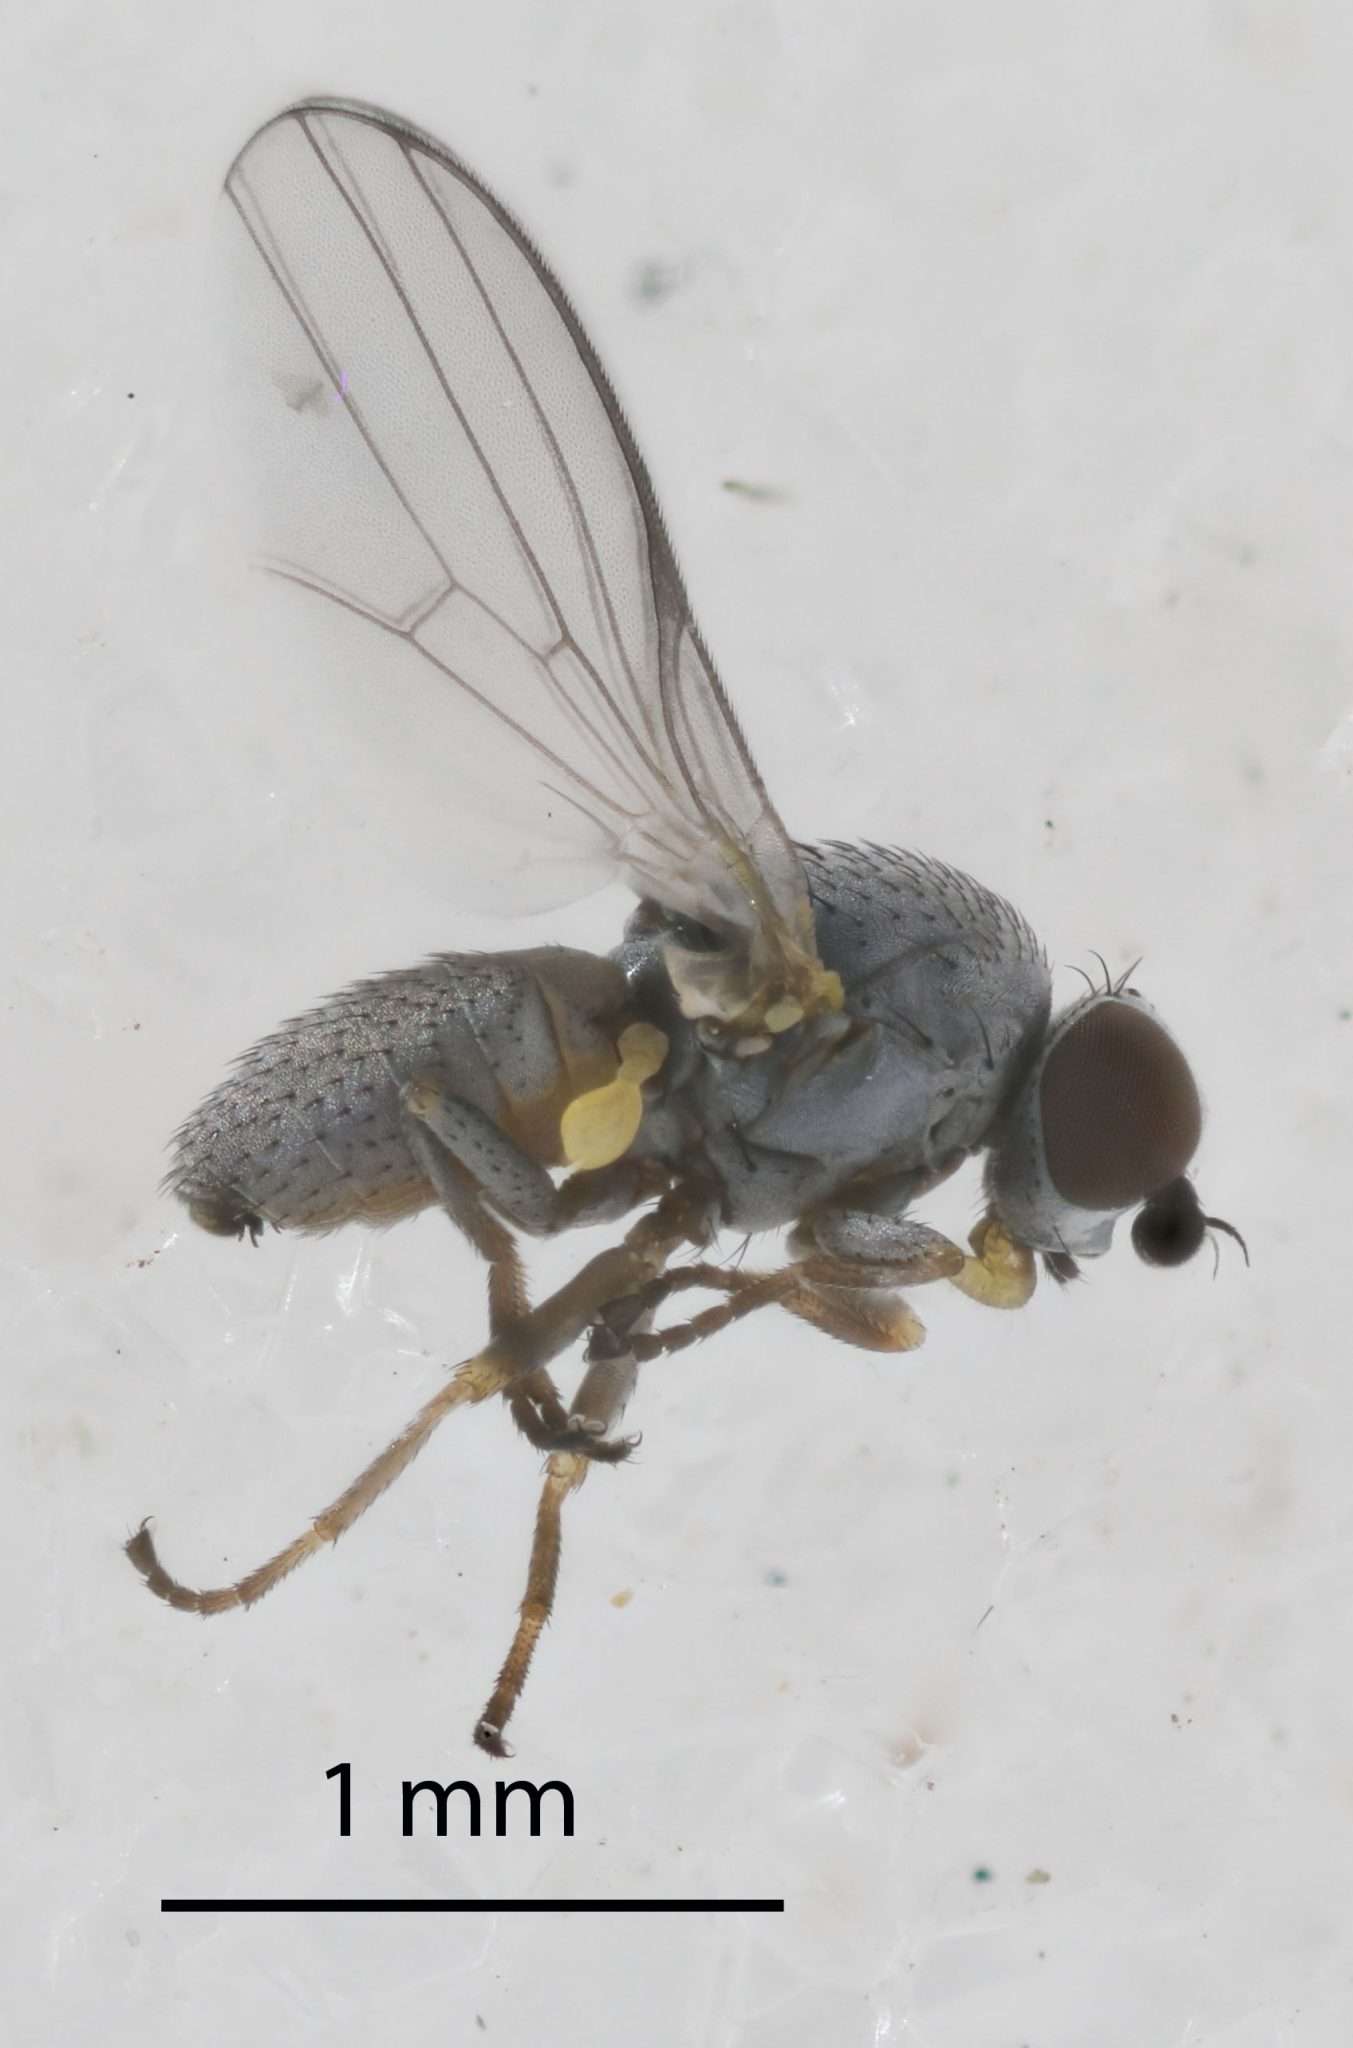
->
[986,987,1242,1270]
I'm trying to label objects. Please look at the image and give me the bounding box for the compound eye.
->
[1040,1000,1202,1211]
[1132,1177,1207,1266]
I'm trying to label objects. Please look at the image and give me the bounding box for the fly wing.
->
[222,100,839,1030]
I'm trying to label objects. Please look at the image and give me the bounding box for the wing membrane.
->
[223,99,837,1027]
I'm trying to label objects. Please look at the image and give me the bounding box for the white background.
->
[4,3,1352,2044]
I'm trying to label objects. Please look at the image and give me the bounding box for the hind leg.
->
[402,1102,650,1461]
[402,1079,664,1238]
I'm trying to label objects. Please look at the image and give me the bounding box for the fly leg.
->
[402,1078,662,1238]
[589,1260,930,1361]
[402,1079,667,1459]
[781,1215,959,1351]
[794,1212,966,1285]
[587,1263,798,1364]
[592,1216,978,1364]
[948,1212,1036,1309]
[774,1210,1036,1352]
[475,1243,953,1750]
[474,1343,641,1757]
[126,1188,705,1620]
[615,1276,934,1358]
[401,1112,577,1456]
[799,1207,1034,1312]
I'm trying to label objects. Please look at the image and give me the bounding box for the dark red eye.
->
[1040,1001,1202,1210]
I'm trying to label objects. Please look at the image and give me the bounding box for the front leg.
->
[785,1214,966,1353]
[583,1211,971,1366]
[586,1203,1040,1372]
[949,1212,1036,1309]
[791,1210,966,1288]
[590,1259,932,1360]
[796,1205,1036,1311]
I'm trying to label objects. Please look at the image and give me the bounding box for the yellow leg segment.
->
[949,1212,1037,1310]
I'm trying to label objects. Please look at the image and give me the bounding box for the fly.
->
[127,100,1244,1755]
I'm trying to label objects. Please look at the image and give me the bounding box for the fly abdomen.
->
[167,948,629,1239]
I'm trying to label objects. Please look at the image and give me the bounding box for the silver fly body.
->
[129,102,1243,1754]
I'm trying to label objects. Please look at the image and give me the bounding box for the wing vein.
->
[221,99,826,1022]
[226,176,455,592]
[402,139,669,765]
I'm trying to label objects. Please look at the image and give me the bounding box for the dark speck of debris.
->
[1338,1007,1350,1022]
[127,392,135,400]
[972,1866,993,1883]
[764,1568,788,1587]
[1044,818,1054,831]
[279,373,327,414]
[475,2019,487,2034]
[633,257,682,305]
[722,478,791,506]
